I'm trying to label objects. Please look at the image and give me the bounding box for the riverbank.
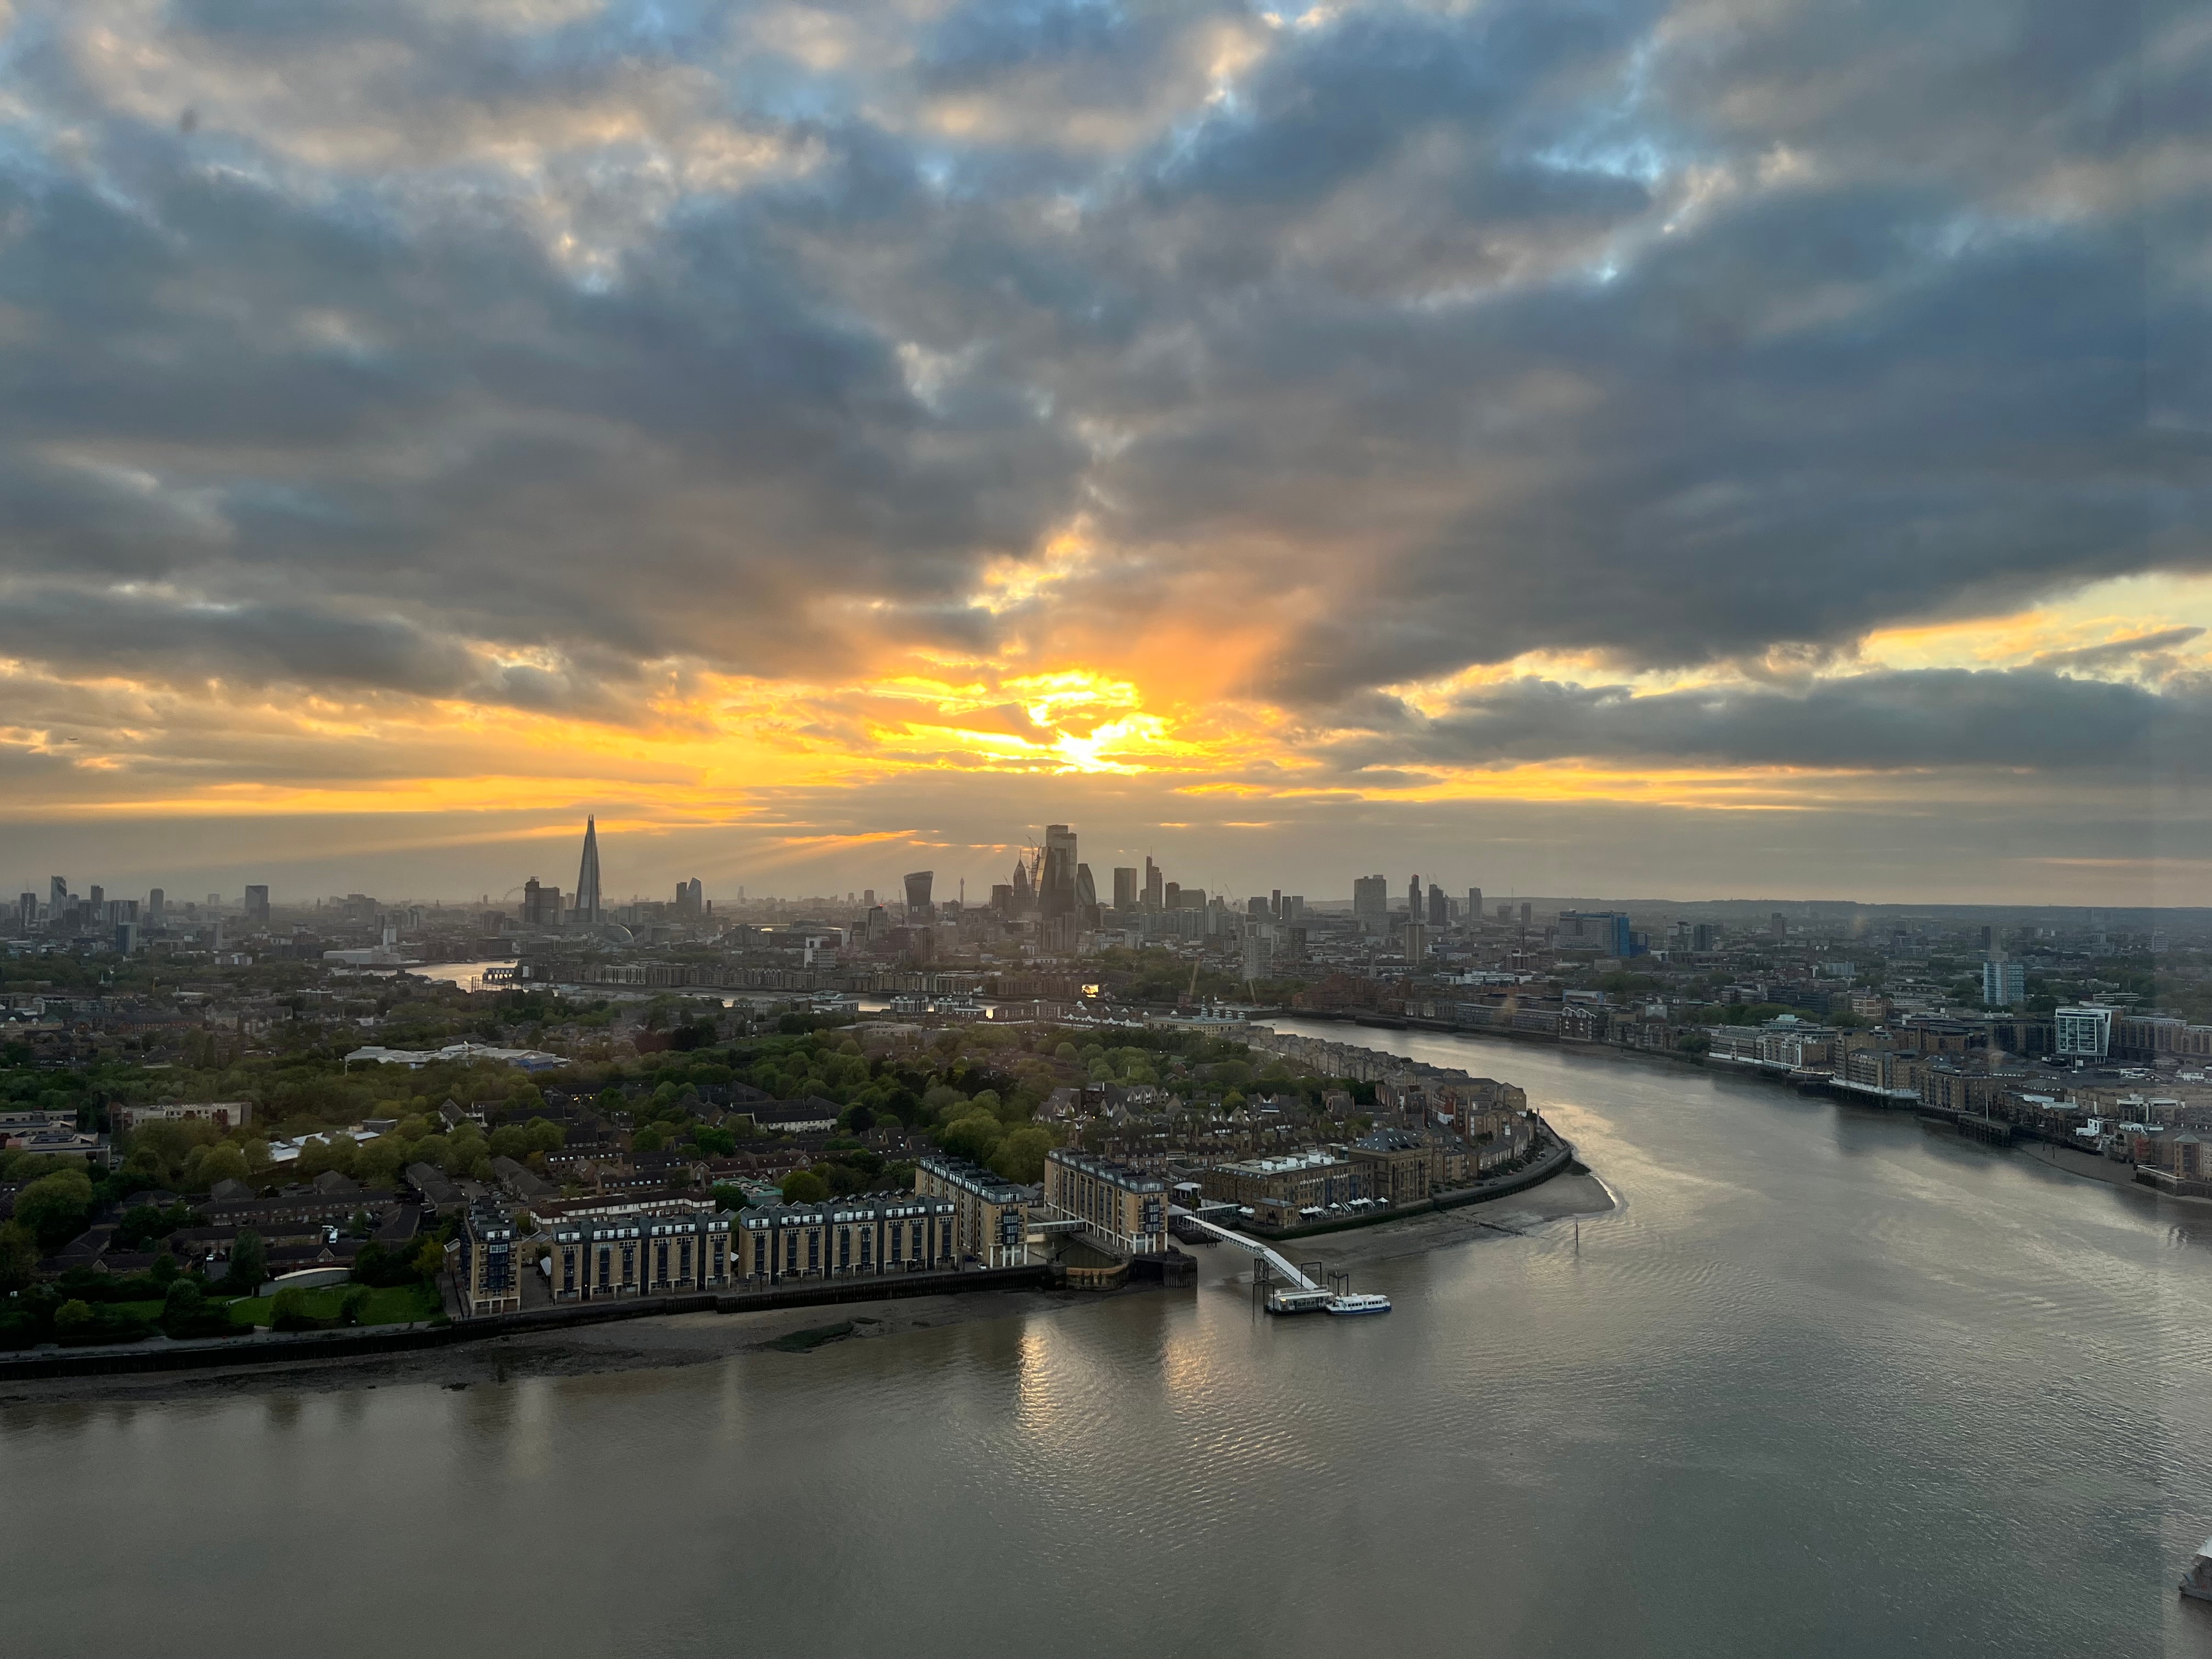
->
[1277,1012,2212,1215]
[0,1282,1110,1406]
[1286,1169,1616,1274]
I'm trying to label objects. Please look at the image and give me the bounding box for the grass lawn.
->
[112,1301,168,1320]
[225,1283,440,1328]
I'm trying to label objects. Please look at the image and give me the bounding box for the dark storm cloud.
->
[1329,668,2212,778]
[0,0,2202,724]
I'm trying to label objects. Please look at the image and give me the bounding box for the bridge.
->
[1177,1215,1336,1313]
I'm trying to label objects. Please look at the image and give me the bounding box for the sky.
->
[1,0,2207,908]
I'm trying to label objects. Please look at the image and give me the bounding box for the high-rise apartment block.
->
[1353,874,1389,925]
[1982,957,2025,1007]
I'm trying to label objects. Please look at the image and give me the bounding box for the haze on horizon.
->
[1,0,2205,908]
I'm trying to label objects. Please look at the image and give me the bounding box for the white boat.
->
[1324,1292,1392,1316]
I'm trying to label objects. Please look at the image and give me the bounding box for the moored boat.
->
[1325,1292,1392,1316]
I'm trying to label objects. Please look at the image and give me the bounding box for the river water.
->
[7,1023,2212,1657]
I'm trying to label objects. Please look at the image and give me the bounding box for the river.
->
[6,1022,2211,1657]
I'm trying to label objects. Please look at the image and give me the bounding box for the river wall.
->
[1248,1136,1580,1243]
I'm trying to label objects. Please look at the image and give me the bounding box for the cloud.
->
[0,0,2205,896]
[2031,627,2206,671]
[1340,668,2212,778]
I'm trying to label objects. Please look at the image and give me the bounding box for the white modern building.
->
[2054,1004,2113,1060]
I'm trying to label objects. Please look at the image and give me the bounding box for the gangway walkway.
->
[1180,1215,1319,1289]
[1179,1215,1365,1313]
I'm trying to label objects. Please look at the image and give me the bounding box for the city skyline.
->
[1,2,2203,907]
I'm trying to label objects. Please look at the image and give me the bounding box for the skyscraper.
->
[1143,856,1164,911]
[1427,882,1448,929]
[1467,887,1482,923]
[50,877,66,913]
[1352,875,1389,925]
[1407,874,1421,918]
[147,888,165,921]
[574,816,603,925]
[1041,825,1078,919]
[1113,867,1138,910]
[244,885,270,928]
[904,870,934,918]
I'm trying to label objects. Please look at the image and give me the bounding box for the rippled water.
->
[7,1025,2212,1658]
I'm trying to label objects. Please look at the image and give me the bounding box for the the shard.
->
[574,815,601,925]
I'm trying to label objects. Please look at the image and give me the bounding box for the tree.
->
[632,1124,666,1154]
[160,1277,229,1339]
[187,1142,249,1191]
[411,1237,449,1281]
[222,1228,268,1295]
[779,1168,830,1205]
[991,1126,1054,1185]
[52,1299,95,1336]
[14,1168,95,1249]
[269,1286,316,1331]
[0,1221,37,1293]
[937,1113,1003,1165]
